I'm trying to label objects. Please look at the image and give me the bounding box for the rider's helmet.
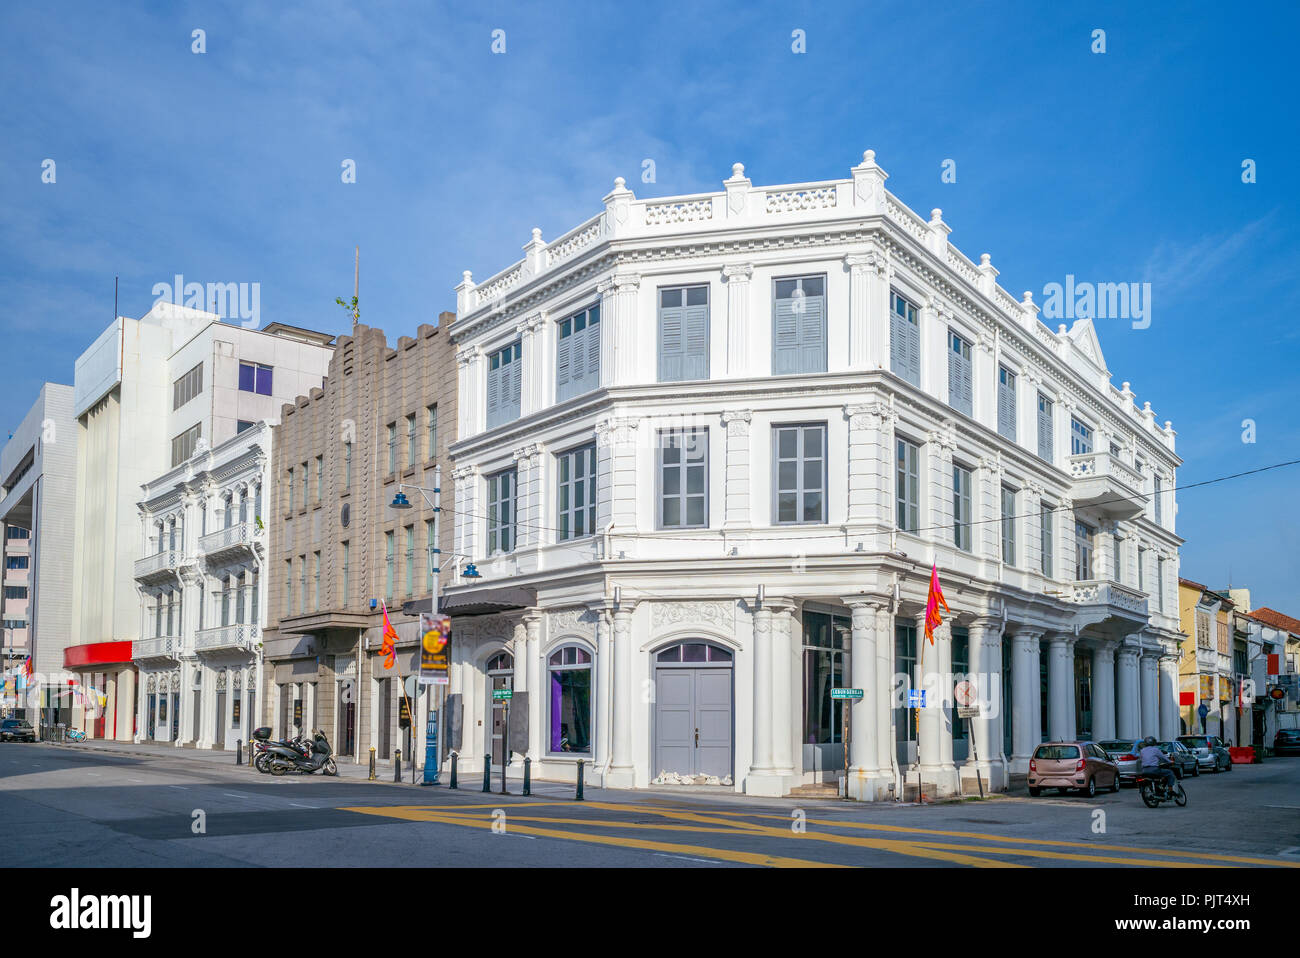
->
[1142,736,1157,746]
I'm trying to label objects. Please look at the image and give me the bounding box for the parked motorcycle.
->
[251,726,310,773]
[266,729,337,776]
[1136,770,1187,808]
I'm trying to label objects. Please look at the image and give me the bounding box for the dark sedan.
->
[1135,739,1200,778]
[1275,728,1300,755]
[0,719,35,742]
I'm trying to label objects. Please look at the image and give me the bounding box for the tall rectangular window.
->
[284,560,293,616]
[1153,475,1163,523]
[487,469,517,553]
[557,304,602,399]
[773,424,826,524]
[771,276,825,376]
[658,286,709,383]
[1074,520,1095,581]
[287,467,294,511]
[1155,557,1165,612]
[343,441,352,488]
[556,444,596,541]
[997,366,1017,441]
[948,331,973,416]
[406,414,417,468]
[426,405,438,460]
[172,362,203,410]
[300,462,308,507]
[1113,534,1123,581]
[250,570,259,625]
[889,290,921,386]
[952,464,972,551]
[1037,393,1054,462]
[170,423,201,467]
[658,429,709,528]
[1001,487,1017,565]
[298,555,307,614]
[1071,418,1093,455]
[386,423,397,474]
[315,455,323,502]
[238,362,273,396]
[486,341,522,428]
[895,437,920,532]
[1041,503,1054,577]
[1137,546,1146,593]
[385,531,394,600]
[341,541,350,606]
[404,526,414,597]
[312,551,321,611]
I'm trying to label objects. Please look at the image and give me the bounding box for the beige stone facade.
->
[260,316,457,766]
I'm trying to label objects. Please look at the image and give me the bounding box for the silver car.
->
[1097,739,1141,783]
[1176,735,1232,773]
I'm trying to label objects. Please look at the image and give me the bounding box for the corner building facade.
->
[443,151,1183,799]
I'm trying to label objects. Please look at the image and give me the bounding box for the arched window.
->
[487,651,513,673]
[656,642,733,664]
[548,645,592,755]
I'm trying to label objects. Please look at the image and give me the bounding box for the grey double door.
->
[654,667,732,778]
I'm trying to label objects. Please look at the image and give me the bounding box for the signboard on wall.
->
[1200,674,1215,700]
[398,696,411,729]
[293,699,303,728]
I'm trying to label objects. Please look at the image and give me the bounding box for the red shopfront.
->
[63,642,137,741]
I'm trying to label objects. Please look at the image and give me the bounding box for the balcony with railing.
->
[133,635,181,662]
[133,550,179,584]
[1067,451,1146,520]
[1063,579,1149,629]
[199,520,260,559]
[194,623,258,655]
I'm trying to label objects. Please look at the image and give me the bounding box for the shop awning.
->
[419,586,537,618]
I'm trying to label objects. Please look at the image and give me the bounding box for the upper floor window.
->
[1074,520,1095,581]
[895,437,920,532]
[238,362,273,396]
[1000,486,1017,566]
[1153,475,1163,523]
[4,556,28,571]
[426,405,438,460]
[659,286,709,383]
[1196,612,1210,648]
[343,441,352,488]
[236,419,254,433]
[556,444,596,542]
[386,422,397,474]
[5,527,30,540]
[952,463,973,552]
[557,304,601,400]
[948,332,973,416]
[170,423,201,468]
[315,455,323,502]
[1040,503,1054,577]
[406,414,417,468]
[172,363,202,411]
[997,366,1018,441]
[1070,418,1093,456]
[772,276,825,376]
[889,290,920,387]
[487,468,517,555]
[287,467,294,511]
[486,342,522,428]
[658,429,708,529]
[773,424,826,525]
[1037,393,1054,462]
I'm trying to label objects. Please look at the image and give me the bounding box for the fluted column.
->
[967,617,1004,787]
[846,601,880,780]
[874,606,895,776]
[588,606,609,770]
[1091,643,1117,741]
[721,411,753,542]
[770,602,795,777]
[1009,630,1043,771]
[1046,634,1075,741]
[935,621,956,771]
[608,605,634,786]
[846,250,887,369]
[750,606,775,778]
[723,263,753,376]
[1158,653,1179,740]
[1115,644,1141,740]
[1140,649,1160,739]
[916,613,942,774]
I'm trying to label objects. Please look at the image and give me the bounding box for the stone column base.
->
[744,771,797,797]
[918,765,962,799]
[845,769,896,802]
[960,761,1008,794]
[604,766,636,789]
[1008,755,1033,775]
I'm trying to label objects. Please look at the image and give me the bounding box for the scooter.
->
[266,729,337,776]
[1136,766,1187,808]
[251,727,311,773]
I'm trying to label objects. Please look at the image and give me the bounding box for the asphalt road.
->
[1,743,1298,867]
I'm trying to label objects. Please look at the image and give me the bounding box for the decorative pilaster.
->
[514,312,546,416]
[511,444,542,551]
[749,605,775,781]
[1140,647,1160,739]
[845,249,887,370]
[595,417,638,554]
[598,272,641,388]
[607,604,635,787]
[1115,641,1141,740]
[1046,633,1077,742]
[843,403,887,549]
[1092,642,1117,741]
[721,411,753,542]
[965,616,1007,791]
[722,263,753,377]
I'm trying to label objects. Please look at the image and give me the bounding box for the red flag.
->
[923,564,949,645]
[379,601,399,670]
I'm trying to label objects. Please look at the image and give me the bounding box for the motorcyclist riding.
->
[1138,736,1176,793]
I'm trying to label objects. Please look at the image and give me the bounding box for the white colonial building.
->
[441,150,1183,800]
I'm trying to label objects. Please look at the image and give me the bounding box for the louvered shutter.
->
[948,339,972,416]
[570,324,586,387]
[683,303,709,380]
[998,375,1016,440]
[486,359,501,427]
[890,309,907,378]
[555,331,573,401]
[586,318,601,388]
[1037,396,1053,461]
[508,349,522,416]
[659,306,684,382]
[799,294,825,373]
[773,298,800,375]
[904,317,921,386]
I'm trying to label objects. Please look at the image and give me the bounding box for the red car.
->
[1028,741,1121,797]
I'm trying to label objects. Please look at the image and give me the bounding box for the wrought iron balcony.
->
[133,635,181,662]
[194,623,258,655]
[199,521,259,559]
[1067,452,1146,521]
[133,550,179,584]
[1063,579,1149,629]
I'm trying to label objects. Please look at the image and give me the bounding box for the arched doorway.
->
[653,641,733,779]
[486,651,513,769]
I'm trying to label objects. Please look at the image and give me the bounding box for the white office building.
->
[66,302,333,745]
[441,150,1183,800]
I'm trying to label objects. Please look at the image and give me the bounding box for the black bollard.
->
[394,749,402,783]
[449,752,458,789]
[575,759,585,802]
[236,739,243,765]
[500,754,508,795]
[368,746,376,781]
[523,756,531,796]
[481,756,491,793]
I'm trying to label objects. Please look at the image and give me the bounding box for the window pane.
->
[778,461,797,490]
[803,491,823,523]
[662,497,680,527]
[778,492,798,522]
[778,428,797,459]
[660,288,681,308]
[686,497,705,526]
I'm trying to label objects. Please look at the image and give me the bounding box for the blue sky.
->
[1,0,1296,606]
